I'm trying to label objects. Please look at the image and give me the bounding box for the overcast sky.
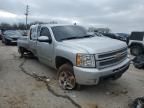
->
[0,0,144,33]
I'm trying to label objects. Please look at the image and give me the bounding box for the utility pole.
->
[25,5,29,30]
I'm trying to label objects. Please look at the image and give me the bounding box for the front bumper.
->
[6,38,17,43]
[73,58,130,85]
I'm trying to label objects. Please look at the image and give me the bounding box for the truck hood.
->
[61,36,127,54]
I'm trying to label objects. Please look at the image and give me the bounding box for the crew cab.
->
[17,24,130,90]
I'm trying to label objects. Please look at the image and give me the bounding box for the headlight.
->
[76,53,96,68]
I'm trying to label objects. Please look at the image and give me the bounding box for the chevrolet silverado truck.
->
[17,24,130,90]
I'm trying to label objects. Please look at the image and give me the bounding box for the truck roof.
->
[45,24,72,27]
[31,24,77,28]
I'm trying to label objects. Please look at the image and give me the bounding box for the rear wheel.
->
[58,64,76,90]
[130,45,143,56]
[18,47,24,58]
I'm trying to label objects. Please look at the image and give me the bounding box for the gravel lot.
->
[0,42,144,108]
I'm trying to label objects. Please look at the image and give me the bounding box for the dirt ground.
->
[0,42,144,108]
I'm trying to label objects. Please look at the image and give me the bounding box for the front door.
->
[37,27,53,65]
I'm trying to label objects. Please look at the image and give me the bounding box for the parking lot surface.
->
[0,42,144,108]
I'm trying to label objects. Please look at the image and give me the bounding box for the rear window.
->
[130,32,144,41]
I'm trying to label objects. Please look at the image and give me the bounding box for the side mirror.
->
[38,36,51,43]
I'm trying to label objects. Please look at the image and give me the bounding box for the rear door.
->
[29,26,41,56]
[29,27,37,54]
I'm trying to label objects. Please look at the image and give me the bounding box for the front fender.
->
[55,44,88,66]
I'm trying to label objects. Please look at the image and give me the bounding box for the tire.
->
[57,64,77,90]
[130,45,143,56]
[4,39,10,45]
[18,47,24,58]
[2,37,5,43]
[2,39,4,43]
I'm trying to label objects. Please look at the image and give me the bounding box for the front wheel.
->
[58,64,76,90]
[4,39,10,45]
[2,38,4,43]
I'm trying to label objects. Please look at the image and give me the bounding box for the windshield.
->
[51,25,89,41]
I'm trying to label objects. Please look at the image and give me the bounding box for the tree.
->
[0,20,58,30]
[0,23,11,30]
[12,23,18,29]
[17,23,26,30]
[88,27,111,33]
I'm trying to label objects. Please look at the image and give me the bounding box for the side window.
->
[30,28,37,40]
[40,27,51,38]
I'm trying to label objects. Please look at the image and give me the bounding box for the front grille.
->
[97,47,127,69]
[99,53,127,66]
[98,48,127,59]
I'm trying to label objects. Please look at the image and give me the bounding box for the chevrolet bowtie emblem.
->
[115,53,122,59]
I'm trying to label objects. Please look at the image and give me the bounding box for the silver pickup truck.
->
[17,24,130,90]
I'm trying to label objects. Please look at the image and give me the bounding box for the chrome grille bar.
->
[96,47,128,69]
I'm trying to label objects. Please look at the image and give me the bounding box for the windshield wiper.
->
[82,34,94,38]
[61,35,94,41]
[61,36,82,41]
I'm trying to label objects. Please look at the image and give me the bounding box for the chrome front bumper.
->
[73,58,130,85]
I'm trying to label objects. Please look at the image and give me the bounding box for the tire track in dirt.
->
[19,59,81,108]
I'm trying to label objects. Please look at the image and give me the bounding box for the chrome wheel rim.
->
[59,71,76,90]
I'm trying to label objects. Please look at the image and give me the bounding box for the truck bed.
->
[17,36,29,50]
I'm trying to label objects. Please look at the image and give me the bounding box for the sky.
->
[0,0,144,33]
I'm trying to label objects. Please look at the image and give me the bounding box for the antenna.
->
[25,5,29,30]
